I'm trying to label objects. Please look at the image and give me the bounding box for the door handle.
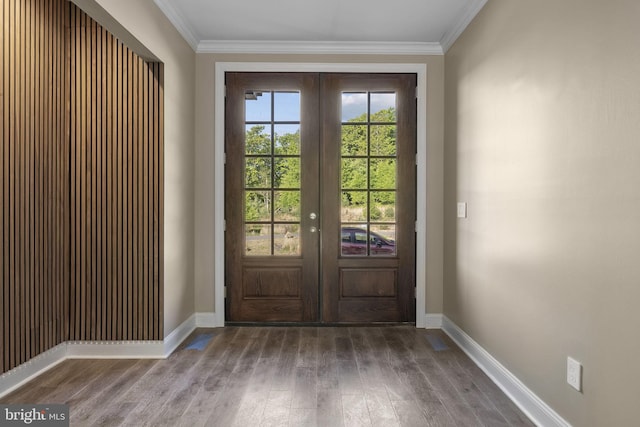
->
[310,226,318,233]
[309,212,317,220]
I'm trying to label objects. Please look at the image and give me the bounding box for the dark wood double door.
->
[225,72,416,323]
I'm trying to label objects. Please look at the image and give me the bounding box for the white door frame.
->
[214,62,428,327]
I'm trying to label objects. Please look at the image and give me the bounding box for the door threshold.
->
[224,321,416,327]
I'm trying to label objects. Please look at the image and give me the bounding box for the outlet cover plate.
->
[567,357,582,391]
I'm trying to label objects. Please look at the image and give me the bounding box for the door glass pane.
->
[274,92,301,122]
[245,158,272,188]
[341,92,367,122]
[274,124,300,155]
[245,191,271,222]
[274,224,300,256]
[341,125,368,156]
[342,191,367,222]
[371,192,395,222]
[370,159,396,189]
[244,91,301,257]
[341,158,368,190]
[370,224,396,256]
[245,224,272,256]
[274,157,300,188]
[274,191,300,221]
[245,125,272,155]
[370,125,396,156]
[340,91,398,257]
[245,91,271,122]
[341,224,368,256]
[370,93,396,121]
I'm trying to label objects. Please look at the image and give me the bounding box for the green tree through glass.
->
[245,108,397,224]
[341,107,397,219]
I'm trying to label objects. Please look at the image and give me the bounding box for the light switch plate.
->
[457,202,467,218]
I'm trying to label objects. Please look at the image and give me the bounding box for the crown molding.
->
[440,0,488,52]
[153,0,199,51]
[197,40,444,56]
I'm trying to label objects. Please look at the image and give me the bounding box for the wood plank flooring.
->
[0,326,535,427]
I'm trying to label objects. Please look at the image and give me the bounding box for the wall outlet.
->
[457,202,467,218]
[567,357,582,391]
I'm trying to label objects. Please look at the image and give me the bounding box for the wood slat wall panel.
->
[67,4,163,343]
[1,0,164,375]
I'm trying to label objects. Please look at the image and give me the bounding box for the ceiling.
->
[153,0,487,55]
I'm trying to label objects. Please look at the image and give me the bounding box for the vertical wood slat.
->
[1,0,163,375]
[8,0,14,372]
[34,0,40,355]
[42,0,49,351]
[18,0,24,368]
[5,0,10,372]
[70,2,79,341]
[33,0,40,359]
[127,35,132,340]
[116,39,122,341]
[124,46,130,340]
[158,62,164,340]
[100,25,107,342]
[25,0,31,358]
[81,8,88,341]
[142,61,149,341]
[59,0,68,345]
[1,0,5,374]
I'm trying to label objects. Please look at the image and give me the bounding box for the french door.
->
[225,72,416,323]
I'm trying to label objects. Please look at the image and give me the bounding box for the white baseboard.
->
[442,316,570,427]
[0,344,67,398]
[195,312,219,328]
[67,341,165,359]
[0,315,199,399]
[424,313,444,329]
[163,314,197,356]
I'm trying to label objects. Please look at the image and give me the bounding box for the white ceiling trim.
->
[197,40,444,56]
[440,0,487,52]
[153,0,199,50]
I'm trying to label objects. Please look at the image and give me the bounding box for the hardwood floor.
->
[0,326,534,427]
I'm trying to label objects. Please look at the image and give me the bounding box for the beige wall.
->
[87,0,197,336]
[194,53,445,317]
[444,0,640,425]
